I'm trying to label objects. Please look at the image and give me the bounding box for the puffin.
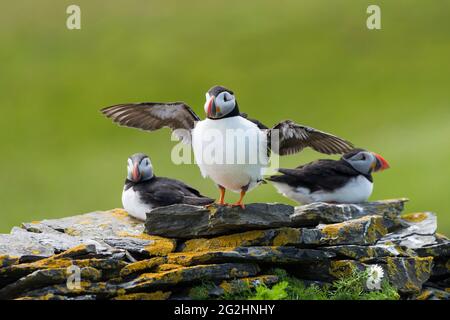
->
[122,153,214,220]
[268,149,390,204]
[102,85,354,208]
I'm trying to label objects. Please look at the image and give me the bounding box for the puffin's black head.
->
[342,149,390,175]
[204,85,239,119]
[127,153,154,183]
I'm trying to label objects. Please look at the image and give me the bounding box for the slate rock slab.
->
[145,203,294,238]
[291,198,407,227]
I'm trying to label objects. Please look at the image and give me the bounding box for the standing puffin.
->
[102,85,354,208]
[122,153,214,220]
[268,149,390,204]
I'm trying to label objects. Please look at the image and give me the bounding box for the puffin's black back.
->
[268,159,372,192]
[126,176,214,207]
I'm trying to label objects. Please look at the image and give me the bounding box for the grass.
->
[0,0,449,234]
[189,268,400,300]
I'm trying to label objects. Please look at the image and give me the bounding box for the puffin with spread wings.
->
[101,85,354,208]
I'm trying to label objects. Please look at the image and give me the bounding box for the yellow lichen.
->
[182,229,271,252]
[0,255,19,268]
[155,264,183,272]
[416,290,431,300]
[120,257,166,277]
[272,228,301,246]
[329,260,357,278]
[413,256,433,279]
[117,232,176,256]
[113,291,171,300]
[401,212,428,223]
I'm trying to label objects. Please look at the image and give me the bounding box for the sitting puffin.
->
[102,85,354,208]
[122,153,214,220]
[268,149,390,204]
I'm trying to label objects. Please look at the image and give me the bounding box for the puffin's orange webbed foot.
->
[229,202,245,209]
[228,189,247,209]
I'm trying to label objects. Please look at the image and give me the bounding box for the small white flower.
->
[366,264,384,290]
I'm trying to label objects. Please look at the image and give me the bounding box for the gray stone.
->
[0,266,101,299]
[167,246,335,266]
[291,198,407,227]
[378,212,437,249]
[120,263,261,293]
[145,203,294,238]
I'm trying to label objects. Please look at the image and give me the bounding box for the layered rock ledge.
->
[0,199,448,300]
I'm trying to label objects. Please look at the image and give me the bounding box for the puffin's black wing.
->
[240,113,269,130]
[269,120,354,155]
[140,177,214,207]
[101,102,199,144]
[268,159,361,192]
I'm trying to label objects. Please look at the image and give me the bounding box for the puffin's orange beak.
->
[373,153,390,172]
[132,163,140,182]
[206,95,216,118]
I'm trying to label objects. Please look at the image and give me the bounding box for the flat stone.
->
[120,263,260,293]
[0,227,117,261]
[145,203,293,238]
[302,215,389,246]
[0,251,126,287]
[181,228,302,252]
[414,240,450,257]
[0,266,101,299]
[102,235,176,257]
[326,244,416,261]
[22,208,144,238]
[378,212,437,249]
[120,257,167,278]
[167,247,335,266]
[291,198,407,227]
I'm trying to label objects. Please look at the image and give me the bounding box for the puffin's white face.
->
[127,155,153,182]
[204,91,236,119]
[343,151,390,175]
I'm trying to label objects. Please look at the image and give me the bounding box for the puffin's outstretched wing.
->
[269,120,354,155]
[101,102,200,144]
[239,113,269,130]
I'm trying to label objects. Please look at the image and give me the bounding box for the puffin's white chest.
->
[122,186,152,220]
[192,117,268,192]
[273,175,373,204]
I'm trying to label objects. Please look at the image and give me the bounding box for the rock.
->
[302,215,389,246]
[119,263,260,293]
[145,203,293,238]
[180,215,389,252]
[167,247,335,266]
[415,286,450,300]
[112,291,171,300]
[0,200,447,300]
[0,245,126,287]
[0,267,101,299]
[378,212,437,249]
[22,208,144,238]
[325,244,416,261]
[291,198,407,227]
[180,228,302,252]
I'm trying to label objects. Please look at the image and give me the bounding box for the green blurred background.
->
[1,0,449,234]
